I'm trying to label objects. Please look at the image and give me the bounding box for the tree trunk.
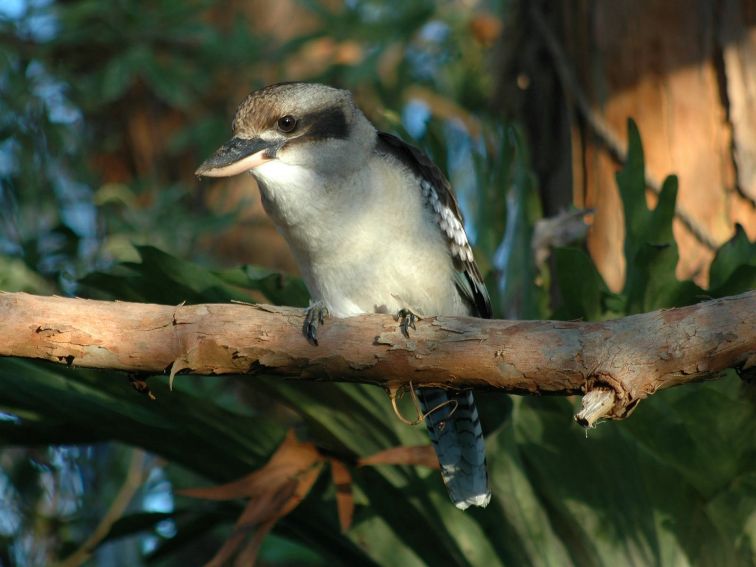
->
[496,0,756,291]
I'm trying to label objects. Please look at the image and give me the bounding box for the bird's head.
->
[195,82,375,183]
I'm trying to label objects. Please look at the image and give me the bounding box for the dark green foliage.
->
[79,245,309,306]
[709,224,756,297]
[552,247,605,321]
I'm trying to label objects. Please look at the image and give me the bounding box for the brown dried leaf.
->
[206,463,323,567]
[179,430,322,501]
[202,511,249,567]
[329,459,354,532]
[469,14,502,46]
[237,480,298,528]
[204,481,297,567]
[358,445,440,470]
[277,459,324,518]
[233,517,277,567]
[179,430,326,567]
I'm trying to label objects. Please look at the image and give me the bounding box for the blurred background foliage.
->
[0,0,754,566]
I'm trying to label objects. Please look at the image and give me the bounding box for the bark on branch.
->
[0,291,753,426]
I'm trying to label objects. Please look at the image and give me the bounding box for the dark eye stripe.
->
[300,107,348,141]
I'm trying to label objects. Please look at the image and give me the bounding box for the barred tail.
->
[418,388,490,510]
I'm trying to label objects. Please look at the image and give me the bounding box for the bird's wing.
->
[376,132,492,319]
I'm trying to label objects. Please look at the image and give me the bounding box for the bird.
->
[196,82,491,510]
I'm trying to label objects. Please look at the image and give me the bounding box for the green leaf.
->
[101,53,137,102]
[616,120,649,266]
[511,387,755,567]
[709,224,756,294]
[552,247,605,321]
[80,246,310,307]
[484,407,573,566]
[0,358,284,479]
[709,264,756,297]
[141,55,196,109]
[0,255,56,294]
[620,376,756,566]
[616,122,704,312]
[216,265,310,307]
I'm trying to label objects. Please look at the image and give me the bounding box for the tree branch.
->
[1,291,753,425]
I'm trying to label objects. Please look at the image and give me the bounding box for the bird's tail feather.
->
[418,388,490,510]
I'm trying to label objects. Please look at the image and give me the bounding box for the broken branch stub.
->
[575,388,617,428]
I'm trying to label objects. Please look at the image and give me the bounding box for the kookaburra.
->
[196,82,491,510]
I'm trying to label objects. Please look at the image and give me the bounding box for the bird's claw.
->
[396,308,421,338]
[303,301,329,345]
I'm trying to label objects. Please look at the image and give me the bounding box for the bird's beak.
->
[195,136,277,178]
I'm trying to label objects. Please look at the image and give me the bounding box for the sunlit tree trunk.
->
[496,0,756,291]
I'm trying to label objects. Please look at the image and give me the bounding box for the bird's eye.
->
[277,115,297,133]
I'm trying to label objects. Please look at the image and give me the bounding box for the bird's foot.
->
[303,301,329,345]
[395,307,422,338]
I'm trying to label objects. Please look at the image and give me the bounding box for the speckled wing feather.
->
[376,131,491,509]
[376,132,492,319]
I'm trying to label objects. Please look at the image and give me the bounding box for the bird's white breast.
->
[253,154,468,318]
